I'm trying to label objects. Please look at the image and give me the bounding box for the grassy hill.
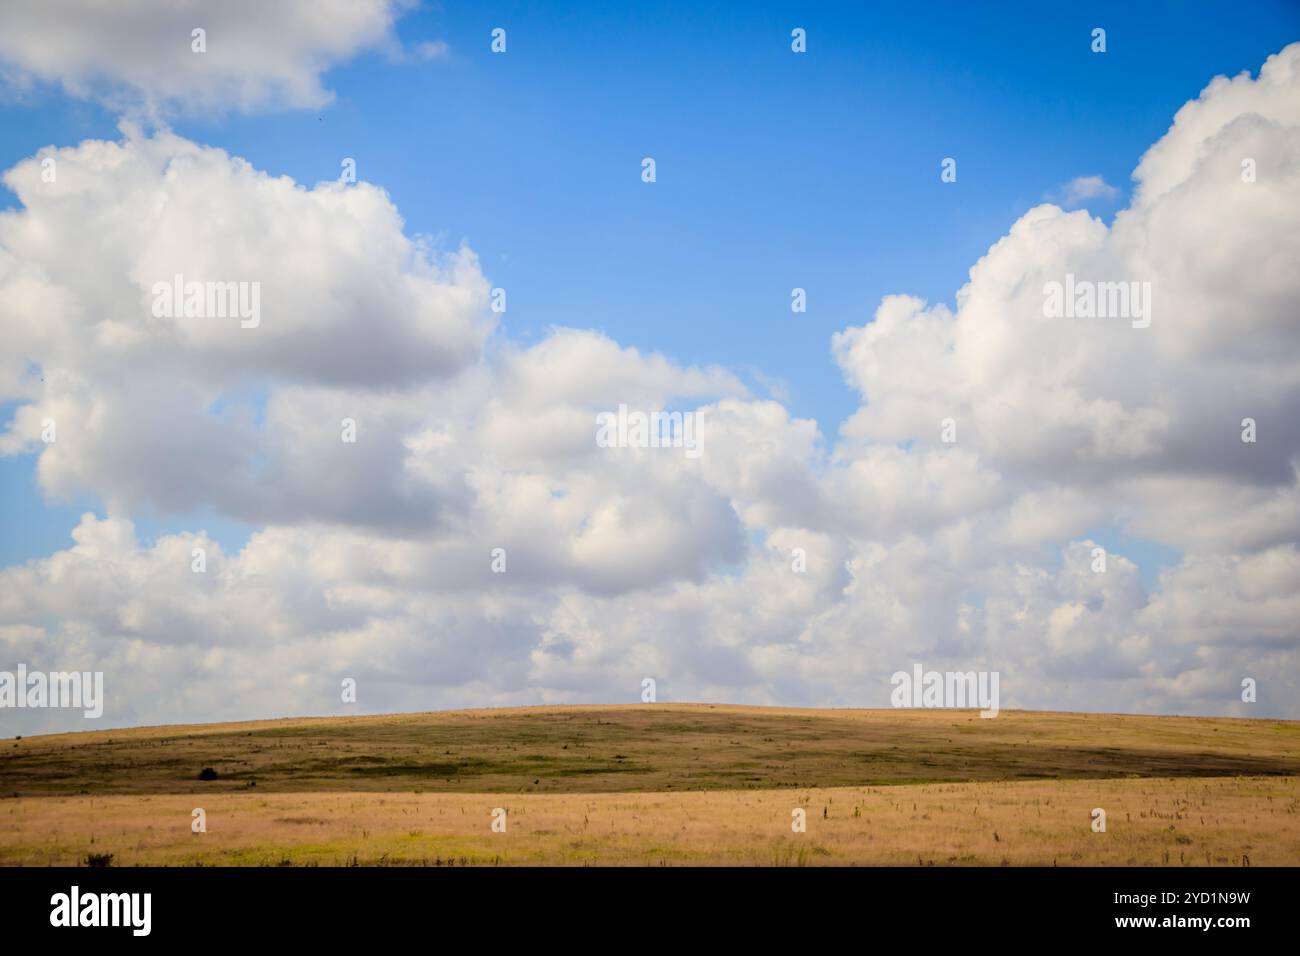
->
[5,704,1298,795]
[2,705,1297,865]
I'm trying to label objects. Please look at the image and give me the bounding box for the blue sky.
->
[4,1,1294,572]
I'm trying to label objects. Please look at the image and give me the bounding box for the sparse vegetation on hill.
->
[3,705,1296,797]
[1,706,1295,866]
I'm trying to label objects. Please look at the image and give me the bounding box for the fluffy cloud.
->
[2,45,1299,731]
[0,125,496,527]
[1055,175,1121,207]
[0,0,414,114]
[834,46,1300,508]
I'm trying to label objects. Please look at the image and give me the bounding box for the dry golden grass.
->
[2,775,1294,866]
[3,705,1296,866]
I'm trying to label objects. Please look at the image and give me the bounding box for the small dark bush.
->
[198,767,218,781]
[84,852,114,868]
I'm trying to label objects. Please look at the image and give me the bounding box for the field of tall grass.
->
[4,776,1295,866]
[2,705,1296,865]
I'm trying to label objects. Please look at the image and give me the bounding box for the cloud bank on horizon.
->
[0,6,1297,731]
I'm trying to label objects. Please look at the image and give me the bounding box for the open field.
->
[3,776,1295,867]
[1,705,1297,865]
